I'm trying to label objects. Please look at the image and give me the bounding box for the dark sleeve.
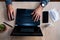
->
[40,0,50,6]
[5,0,12,5]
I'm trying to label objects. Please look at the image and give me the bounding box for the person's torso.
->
[15,0,40,2]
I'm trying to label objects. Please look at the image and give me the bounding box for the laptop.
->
[10,9,43,36]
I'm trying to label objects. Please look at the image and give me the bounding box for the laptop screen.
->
[15,9,40,27]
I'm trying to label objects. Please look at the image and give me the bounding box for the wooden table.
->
[0,2,60,40]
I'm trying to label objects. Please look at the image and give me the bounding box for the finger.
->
[38,16,40,20]
[36,14,40,21]
[10,10,13,17]
[9,11,13,20]
[37,15,40,21]
[8,11,11,21]
[31,11,35,15]
[12,11,15,20]
[12,11,15,17]
[36,16,39,21]
[32,13,36,19]
[10,10,14,20]
[34,14,38,22]
[12,11,14,16]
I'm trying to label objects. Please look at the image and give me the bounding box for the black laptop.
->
[10,9,43,36]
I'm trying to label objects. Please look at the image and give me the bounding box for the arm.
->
[5,0,14,21]
[32,0,50,22]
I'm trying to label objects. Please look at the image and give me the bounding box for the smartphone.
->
[42,11,49,23]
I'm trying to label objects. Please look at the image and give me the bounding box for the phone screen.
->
[42,11,49,23]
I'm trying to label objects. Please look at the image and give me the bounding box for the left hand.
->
[31,5,43,22]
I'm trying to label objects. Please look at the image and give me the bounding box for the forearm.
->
[5,0,12,5]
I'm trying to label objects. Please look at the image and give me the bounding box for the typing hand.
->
[31,5,43,22]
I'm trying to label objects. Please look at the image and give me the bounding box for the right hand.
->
[7,4,14,21]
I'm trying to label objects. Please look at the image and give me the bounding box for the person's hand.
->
[31,5,43,22]
[7,4,14,21]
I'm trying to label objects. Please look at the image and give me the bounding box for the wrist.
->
[7,4,12,8]
[38,5,43,10]
[40,2,46,8]
[7,4,13,9]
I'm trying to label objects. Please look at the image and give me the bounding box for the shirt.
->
[5,0,50,7]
